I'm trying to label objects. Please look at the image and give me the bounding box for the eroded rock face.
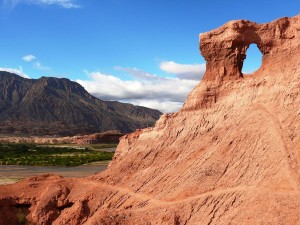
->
[201,15,300,81]
[1,14,300,225]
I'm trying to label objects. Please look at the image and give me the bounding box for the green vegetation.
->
[16,210,26,225]
[0,143,114,167]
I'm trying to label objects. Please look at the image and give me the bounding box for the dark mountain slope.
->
[0,71,162,136]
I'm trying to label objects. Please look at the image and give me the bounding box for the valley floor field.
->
[0,143,116,185]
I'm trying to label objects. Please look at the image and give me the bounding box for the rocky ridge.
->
[0,14,300,224]
[0,73,162,136]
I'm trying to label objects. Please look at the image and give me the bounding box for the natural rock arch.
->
[200,16,296,81]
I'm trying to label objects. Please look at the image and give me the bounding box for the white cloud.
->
[22,54,51,71]
[22,54,36,62]
[3,0,80,9]
[77,60,207,113]
[77,67,199,113]
[129,100,184,114]
[34,61,51,71]
[0,66,30,78]
[114,66,158,81]
[160,61,206,80]
[35,0,80,8]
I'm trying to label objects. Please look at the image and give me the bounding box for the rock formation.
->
[1,14,300,224]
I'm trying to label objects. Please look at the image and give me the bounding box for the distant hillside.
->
[0,71,162,136]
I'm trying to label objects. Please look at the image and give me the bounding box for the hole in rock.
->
[242,44,263,75]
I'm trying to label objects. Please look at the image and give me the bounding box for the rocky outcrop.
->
[1,14,300,224]
[184,14,300,111]
[72,130,124,144]
[201,15,300,81]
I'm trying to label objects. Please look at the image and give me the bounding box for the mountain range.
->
[0,71,162,136]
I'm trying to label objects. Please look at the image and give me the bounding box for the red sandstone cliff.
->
[1,14,300,224]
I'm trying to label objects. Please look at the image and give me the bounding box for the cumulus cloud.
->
[22,54,36,62]
[128,100,184,114]
[160,61,206,80]
[3,0,80,9]
[77,60,207,113]
[0,66,30,78]
[77,67,200,113]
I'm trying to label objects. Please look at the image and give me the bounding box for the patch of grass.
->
[0,143,114,167]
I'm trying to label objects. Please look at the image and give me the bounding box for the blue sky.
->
[0,0,299,112]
